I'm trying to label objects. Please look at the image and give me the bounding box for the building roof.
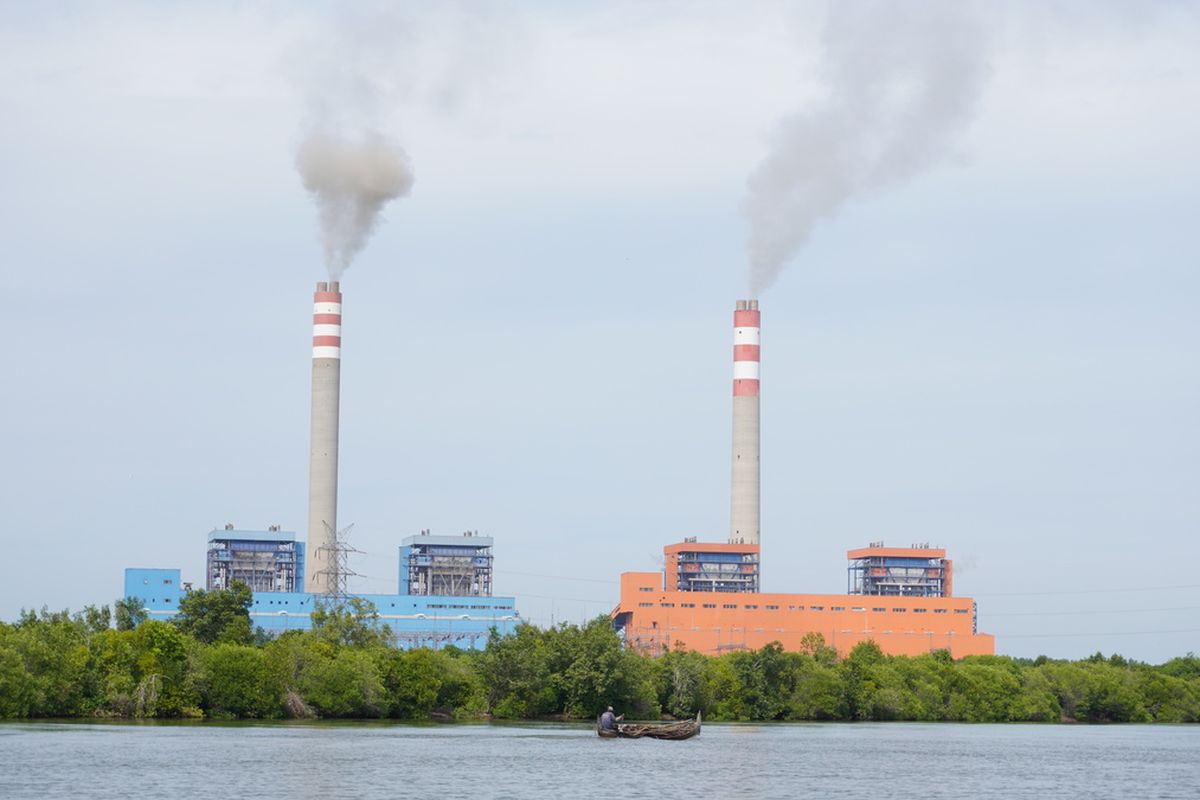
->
[401,534,494,547]
[846,545,946,560]
[207,529,297,543]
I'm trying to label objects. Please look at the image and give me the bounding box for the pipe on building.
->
[305,280,342,592]
[731,299,760,545]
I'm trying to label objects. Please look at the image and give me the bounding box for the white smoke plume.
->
[295,130,414,279]
[292,4,520,280]
[743,1,990,295]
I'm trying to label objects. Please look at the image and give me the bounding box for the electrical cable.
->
[974,583,1200,598]
[984,605,1200,618]
[996,627,1200,639]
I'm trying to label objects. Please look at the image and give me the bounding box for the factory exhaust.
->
[304,281,342,592]
[730,299,760,545]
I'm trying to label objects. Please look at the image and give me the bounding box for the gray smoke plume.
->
[291,5,521,280]
[295,130,414,280]
[743,1,990,295]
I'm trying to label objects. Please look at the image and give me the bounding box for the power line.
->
[495,569,618,585]
[325,548,620,585]
[996,627,1200,639]
[515,591,616,606]
[984,605,1200,618]
[974,583,1200,598]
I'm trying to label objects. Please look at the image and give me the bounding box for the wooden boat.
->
[596,712,701,740]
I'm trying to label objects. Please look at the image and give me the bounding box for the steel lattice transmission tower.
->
[314,522,361,602]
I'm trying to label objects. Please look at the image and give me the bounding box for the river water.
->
[1,720,1197,799]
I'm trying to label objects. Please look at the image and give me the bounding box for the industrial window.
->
[723,604,738,609]
[163,579,172,585]
[852,607,865,612]
[954,609,969,614]
[913,608,928,613]
[810,606,824,611]
[788,605,797,611]
[745,604,758,610]
[681,603,695,608]
[638,602,653,607]
[660,603,675,608]
[831,606,845,611]
[639,587,654,592]
[893,608,907,613]
[703,603,716,609]
[873,607,886,613]
[765,605,779,610]
[933,609,948,614]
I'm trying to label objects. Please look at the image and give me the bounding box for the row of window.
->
[639,602,968,614]
[658,626,952,635]
[251,599,515,611]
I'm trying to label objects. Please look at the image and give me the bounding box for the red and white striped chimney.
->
[730,299,760,544]
[304,280,342,593]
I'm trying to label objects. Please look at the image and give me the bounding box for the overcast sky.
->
[2,1,1197,662]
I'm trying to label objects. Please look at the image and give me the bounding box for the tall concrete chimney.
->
[304,281,342,592]
[730,299,760,544]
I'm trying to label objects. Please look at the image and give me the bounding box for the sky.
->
[1,1,1197,663]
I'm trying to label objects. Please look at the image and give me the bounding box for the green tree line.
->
[1,587,1197,723]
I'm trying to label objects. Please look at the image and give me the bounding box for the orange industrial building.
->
[611,301,994,658]
[613,542,995,657]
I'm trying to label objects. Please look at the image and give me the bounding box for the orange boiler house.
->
[611,571,995,658]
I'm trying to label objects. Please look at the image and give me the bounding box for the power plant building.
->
[847,542,952,598]
[611,300,995,658]
[666,539,760,593]
[126,564,518,649]
[119,281,520,649]
[120,280,992,658]
[400,531,494,597]
[206,526,304,593]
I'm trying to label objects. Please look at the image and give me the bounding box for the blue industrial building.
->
[125,530,520,649]
[206,526,305,593]
[400,531,494,596]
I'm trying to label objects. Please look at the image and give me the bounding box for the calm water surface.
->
[1,720,1197,799]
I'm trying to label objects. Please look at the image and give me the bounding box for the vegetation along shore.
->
[1,584,1196,723]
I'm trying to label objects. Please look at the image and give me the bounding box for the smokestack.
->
[731,299,760,545]
[305,280,342,593]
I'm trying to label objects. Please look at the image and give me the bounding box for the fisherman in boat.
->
[599,706,623,730]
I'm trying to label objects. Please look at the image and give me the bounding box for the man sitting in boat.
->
[599,707,624,730]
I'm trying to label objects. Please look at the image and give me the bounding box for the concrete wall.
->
[123,568,184,621]
[613,571,994,658]
[121,571,519,650]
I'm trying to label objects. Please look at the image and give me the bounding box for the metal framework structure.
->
[674,552,759,592]
[313,522,360,601]
[391,630,489,649]
[206,526,304,593]
[666,539,760,593]
[847,542,950,597]
[400,531,494,597]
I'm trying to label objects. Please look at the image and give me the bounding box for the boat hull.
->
[596,713,701,740]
